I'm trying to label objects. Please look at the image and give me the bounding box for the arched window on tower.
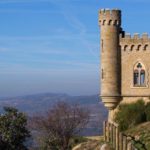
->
[133,62,146,87]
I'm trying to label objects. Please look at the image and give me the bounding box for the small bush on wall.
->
[114,100,147,131]
[145,102,150,121]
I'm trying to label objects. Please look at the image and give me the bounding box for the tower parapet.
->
[120,33,150,51]
[99,9,121,26]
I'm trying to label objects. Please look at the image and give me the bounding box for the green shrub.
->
[0,107,30,150]
[114,100,146,131]
[145,102,150,121]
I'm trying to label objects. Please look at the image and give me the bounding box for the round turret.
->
[99,9,121,114]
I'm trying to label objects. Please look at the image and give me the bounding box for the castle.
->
[99,9,150,121]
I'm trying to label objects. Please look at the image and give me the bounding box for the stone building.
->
[99,9,150,121]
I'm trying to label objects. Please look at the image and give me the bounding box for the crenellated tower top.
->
[99,9,121,26]
[120,33,150,51]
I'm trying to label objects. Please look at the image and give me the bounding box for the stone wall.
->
[120,33,150,101]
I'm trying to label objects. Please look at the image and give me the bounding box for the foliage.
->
[0,107,30,150]
[30,101,90,150]
[114,100,147,131]
[145,102,150,121]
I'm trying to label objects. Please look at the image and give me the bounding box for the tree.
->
[0,107,30,150]
[30,101,90,150]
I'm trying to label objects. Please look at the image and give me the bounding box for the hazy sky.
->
[0,0,150,97]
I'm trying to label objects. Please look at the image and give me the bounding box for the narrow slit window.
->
[102,69,104,79]
[101,39,103,52]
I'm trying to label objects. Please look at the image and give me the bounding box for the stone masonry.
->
[99,9,150,121]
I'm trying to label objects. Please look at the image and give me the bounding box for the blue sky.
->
[0,0,150,97]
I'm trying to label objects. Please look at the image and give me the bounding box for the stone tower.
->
[99,9,150,121]
[99,9,122,121]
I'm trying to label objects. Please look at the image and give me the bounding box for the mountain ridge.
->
[0,92,107,136]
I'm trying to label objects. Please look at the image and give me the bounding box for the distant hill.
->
[0,93,108,136]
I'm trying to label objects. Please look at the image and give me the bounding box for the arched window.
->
[133,62,146,86]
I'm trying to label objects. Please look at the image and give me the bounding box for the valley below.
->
[0,93,108,136]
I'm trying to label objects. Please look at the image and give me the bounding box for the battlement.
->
[99,9,121,26]
[120,33,150,51]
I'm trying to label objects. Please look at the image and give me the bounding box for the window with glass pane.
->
[133,62,146,87]
[134,70,139,85]
[140,70,145,85]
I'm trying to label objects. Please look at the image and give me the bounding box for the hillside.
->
[125,121,150,150]
[72,136,104,150]
[0,93,108,136]
[72,122,150,150]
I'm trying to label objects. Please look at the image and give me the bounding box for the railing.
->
[103,121,137,150]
